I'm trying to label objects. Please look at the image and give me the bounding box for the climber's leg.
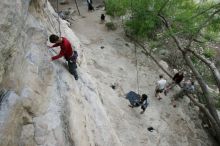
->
[68,60,78,80]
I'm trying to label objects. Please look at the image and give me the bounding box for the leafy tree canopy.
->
[105,0,220,41]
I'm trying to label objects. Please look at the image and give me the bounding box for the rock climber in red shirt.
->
[48,34,78,80]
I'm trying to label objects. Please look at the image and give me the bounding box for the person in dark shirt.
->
[173,72,184,84]
[87,0,94,11]
[164,71,184,96]
[48,34,78,80]
[101,14,105,23]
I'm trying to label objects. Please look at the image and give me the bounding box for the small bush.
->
[105,22,117,30]
[203,48,216,59]
[105,0,129,17]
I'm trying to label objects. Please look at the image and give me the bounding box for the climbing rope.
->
[130,0,140,95]
[134,43,140,94]
[45,0,61,36]
[56,0,62,37]
[45,0,58,33]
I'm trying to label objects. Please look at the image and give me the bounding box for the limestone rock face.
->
[0,0,121,146]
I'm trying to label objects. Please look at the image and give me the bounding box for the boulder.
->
[159,60,169,70]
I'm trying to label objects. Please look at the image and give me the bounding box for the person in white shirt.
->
[155,74,167,100]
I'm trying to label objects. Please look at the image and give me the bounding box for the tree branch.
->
[192,38,205,43]
[189,49,220,92]
[187,94,220,138]
[183,53,220,125]
[157,12,220,127]
[190,3,220,20]
[126,33,173,78]
[186,9,220,49]
[158,14,185,52]
[158,0,170,14]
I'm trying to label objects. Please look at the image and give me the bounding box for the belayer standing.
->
[100,14,105,23]
[155,74,167,100]
[87,0,94,11]
[48,34,78,80]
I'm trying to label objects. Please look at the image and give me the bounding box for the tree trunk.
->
[190,95,220,139]
[158,13,220,125]
[73,0,81,15]
[182,52,220,125]
[141,49,172,78]
[189,49,220,92]
[126,16,220,141]
[188,94,220,139]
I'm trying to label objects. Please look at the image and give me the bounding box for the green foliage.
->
[105,0,220,41]
[105,22,117,30]
[192,55,215,85]
[203,31,220,41]
[125,10,161,38]
[203,48,216,59]
[105,0,130,17]
[148,40,164,49]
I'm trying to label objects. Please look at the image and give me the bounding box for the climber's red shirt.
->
[51,37,73,61]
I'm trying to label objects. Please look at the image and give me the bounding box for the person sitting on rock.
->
[155,74,167,100]
[164,70,184,96]
[171,79,195,107]
[48,34,78,80]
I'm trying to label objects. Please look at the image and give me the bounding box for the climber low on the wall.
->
[48,34,79,80]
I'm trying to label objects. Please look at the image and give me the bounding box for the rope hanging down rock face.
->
[56,0,61,37]
[130,0,140,95]
[135,43,140,95]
